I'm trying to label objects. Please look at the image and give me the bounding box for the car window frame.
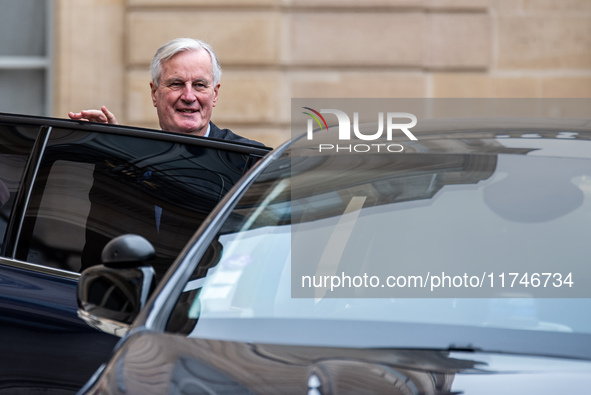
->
[0,112,270,281]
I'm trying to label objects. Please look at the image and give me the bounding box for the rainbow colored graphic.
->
[302,107,328,131]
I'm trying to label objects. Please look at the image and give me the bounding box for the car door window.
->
[0,123,38,253]
[15,128,255,277]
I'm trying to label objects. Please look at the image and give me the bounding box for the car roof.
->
[0,111,272,155]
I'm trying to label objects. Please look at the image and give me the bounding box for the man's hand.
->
[68,106,118,124]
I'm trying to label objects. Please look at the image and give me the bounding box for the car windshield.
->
[167,135,591,359]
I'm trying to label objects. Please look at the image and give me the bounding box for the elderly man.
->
[69,37,262,146]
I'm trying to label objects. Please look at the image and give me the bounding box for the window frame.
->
[0,0,54,116]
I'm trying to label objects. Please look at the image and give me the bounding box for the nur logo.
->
[303,108,418,141]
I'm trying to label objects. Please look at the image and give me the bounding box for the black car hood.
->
[88,331,591,394]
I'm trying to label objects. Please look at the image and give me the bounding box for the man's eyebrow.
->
[164,77,184,84]
[163,77,211,86]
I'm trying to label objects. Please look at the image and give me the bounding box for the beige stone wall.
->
[53,0,126,124]
[53,0,591,148]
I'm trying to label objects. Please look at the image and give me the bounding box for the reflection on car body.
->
[79,117,591,393]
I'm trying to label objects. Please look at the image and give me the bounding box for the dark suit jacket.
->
[209,122,265,147]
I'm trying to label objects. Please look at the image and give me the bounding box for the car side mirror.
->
[77,234,156,337]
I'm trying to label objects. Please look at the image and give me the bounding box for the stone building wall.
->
[53,0,591,147]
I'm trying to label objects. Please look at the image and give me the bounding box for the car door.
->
[0,113,269,394]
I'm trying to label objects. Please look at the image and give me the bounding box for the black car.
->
[79,116,591,394]
[0,112,269,394]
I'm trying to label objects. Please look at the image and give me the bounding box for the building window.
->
[0,0,52,116]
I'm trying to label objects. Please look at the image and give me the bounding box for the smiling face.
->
[150,49,220,136]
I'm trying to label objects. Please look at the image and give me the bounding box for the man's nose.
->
[180,83,196,102]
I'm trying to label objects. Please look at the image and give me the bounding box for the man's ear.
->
[150,82,157,107]
[212,83,220,107]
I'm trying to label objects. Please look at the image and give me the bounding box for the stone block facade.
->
[54,0,591,147]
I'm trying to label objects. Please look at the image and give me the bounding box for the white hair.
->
[150,38,222,87]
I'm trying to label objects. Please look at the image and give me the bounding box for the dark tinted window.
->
[16,129,252,276]
[0,123,38,252]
